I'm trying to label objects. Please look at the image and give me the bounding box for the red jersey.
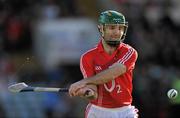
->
[80,41,138,108]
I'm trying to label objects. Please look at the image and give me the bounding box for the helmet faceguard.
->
[98,10,128,47]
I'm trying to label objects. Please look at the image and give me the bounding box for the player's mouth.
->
[110,37,120,40]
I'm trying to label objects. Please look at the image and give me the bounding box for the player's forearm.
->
[85,63,126,85]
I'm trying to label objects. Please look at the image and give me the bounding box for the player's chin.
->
[106,38,120,41]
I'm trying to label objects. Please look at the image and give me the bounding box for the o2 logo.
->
[104,80,122,94]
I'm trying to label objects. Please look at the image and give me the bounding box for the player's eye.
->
[109,26,115,29]
[119,26,124,31]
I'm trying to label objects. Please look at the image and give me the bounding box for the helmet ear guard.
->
[98,25,104,37]
[120,22,128,42]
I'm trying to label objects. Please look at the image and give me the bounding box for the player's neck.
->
[102,41,117,55]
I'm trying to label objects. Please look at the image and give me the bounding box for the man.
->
[69,10,138,118]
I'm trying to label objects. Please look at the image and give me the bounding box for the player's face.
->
[103,24,125,41]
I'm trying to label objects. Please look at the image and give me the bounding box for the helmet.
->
[98,10,128,46]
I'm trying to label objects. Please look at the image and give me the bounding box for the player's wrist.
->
[82,78,91,85]
[84,77,95,85]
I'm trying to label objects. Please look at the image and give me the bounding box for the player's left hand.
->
[69,79,87,97]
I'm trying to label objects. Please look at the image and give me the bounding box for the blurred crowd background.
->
[0,0,180,118]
